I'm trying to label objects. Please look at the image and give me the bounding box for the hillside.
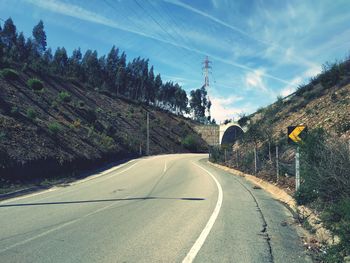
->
[0,67,207,181]
[243,59,350,141]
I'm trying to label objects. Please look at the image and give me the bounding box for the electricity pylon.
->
[202,56,212,123]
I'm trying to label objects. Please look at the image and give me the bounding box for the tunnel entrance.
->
[221,125,244,145]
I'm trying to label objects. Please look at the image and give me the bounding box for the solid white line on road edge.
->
[182,162,223,263]
[0,195,132,254]
[70,159,137,185]
[96,162,139,182]
[0,187,59,204]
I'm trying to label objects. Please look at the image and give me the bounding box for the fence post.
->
[254,146,257,174]
[146,112,150,156]
[276,145,279,182]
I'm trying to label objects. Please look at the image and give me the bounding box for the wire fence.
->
[209,142,298,186]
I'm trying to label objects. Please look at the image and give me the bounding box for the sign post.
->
[276,145,279,182]
[295,146,300,191]
[288,125,307,192]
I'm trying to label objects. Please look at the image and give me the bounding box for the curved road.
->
[0,154,311,262]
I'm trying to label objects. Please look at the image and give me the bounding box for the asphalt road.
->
[0,154,311,263]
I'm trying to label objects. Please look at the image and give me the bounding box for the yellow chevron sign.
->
[288,125,307,143]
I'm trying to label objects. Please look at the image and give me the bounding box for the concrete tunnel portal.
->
[194,122,245,146]
[220,124,244,145]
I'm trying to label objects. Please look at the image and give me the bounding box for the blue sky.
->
[1,0,350,122]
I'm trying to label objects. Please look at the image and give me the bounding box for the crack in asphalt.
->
[230,176,274,263]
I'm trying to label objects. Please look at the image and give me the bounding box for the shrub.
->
[72,119,81,129]
[78,100,85,108]
[27,78,44,91]
[336,121,350,133]
[10,106,19,115]
[48,122,62,135]
[51,100,58,109]
[238,115,249,127]
[128,107,134,114]
[330,93,338,102]
[295,184,318,205]
[26,108,37,120]
[209,146,224,163]
[58,91,71,103]
[297,128,350,259]
[300,128,350,203]
[100,134,115,150]
[321,198,350,259]
[181,134,202,152]
[0,68,19,80]
[0,131,6,142]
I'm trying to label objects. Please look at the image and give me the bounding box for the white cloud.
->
[26,0,294,86]
[26,0,120,29]
[244,69,267,92]
[280,77,301,97]
[209,95,244,122]
[279,65,322,97]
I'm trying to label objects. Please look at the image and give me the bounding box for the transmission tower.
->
[202,56,212,122]
[202,56,212,88]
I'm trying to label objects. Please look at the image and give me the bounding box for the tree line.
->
[0,17,212,119]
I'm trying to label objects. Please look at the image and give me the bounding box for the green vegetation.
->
[293,128,350,261]
[78,100,85,108]
[209,146,224,163]
[190,87,210,123]
[48,122,62,135]
[10,106,19,115]
[238,114,249,127]
[100,134,115,150]
[57,91,71,103]
[181,134,202,152]
[26,108,37,120]
[0,131,6,142]
[336,121,350,134]
[27,78,44,91]
[0,68,19,80]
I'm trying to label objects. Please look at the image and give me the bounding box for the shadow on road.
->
[0,196,205,208]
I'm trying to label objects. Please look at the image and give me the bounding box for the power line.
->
[133,0,195,69]
[103,0,195,72]
[145,0,199,63]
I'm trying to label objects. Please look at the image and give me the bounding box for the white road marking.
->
[182,162,223,263]
[96,162,139,182]
[0,196,131,254]
[163,162,167,173]
[0,187,59,204]
[70,159,137,185]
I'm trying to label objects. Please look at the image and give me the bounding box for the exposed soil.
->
[0,68,207,182]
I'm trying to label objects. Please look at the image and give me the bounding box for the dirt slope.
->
[249,72,350,141]
[0,68,207,180]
